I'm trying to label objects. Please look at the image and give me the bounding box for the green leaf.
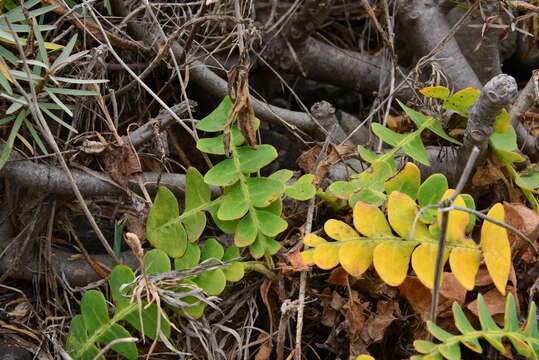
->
[490,127,518,152]
[327,181,358,199]
[222,246,244,282]
[196,96,234,132]
[194,269,226,295]
[201,238,224,262]
[51,34,77,70]
[174,242,201,270]
[143,249,171,275]
[218,183,249,220]
[236,145,278,173]
[427,322,454,342]
[109,266,135,306]
[285,174,316,200]
[247,177,284,207]
[204,158,238,186]
[478,294,502,331]
[268,169,294,183]
[402,134,429,165]
[0,109,25,170]
[44,87,99,96]
[81,290,109,333]
[414,340,437,354]
[255,209,288,237]
[350,188,386,207]
[249,233,281,259]
[357,144,383,163]
[66,315,102,360]
[146,187,187,258]
[234,212,257,247]
[438,341,461,360]
[372,123,404,147]
[418,173,448,223]
[196,125,246,154]
[209,206,238,234]
[99,324,138,360]
[183,167,210,242]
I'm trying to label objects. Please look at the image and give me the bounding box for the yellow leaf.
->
[419,86,450,100]
[324,219,360,241]
[373,240,417,286]
[449,239,480,290]
[356,356,375,360]
[313,242,341,270]
[494,108,510,134]
[480,203,510,295]
[411,243,449,289]
[304,233,326,247]
[338,240,376,277]
[353,201,392,237]
[0,59,13,83]
[384,162,421,198]
[301,249,315,265]
[387,191,430,240]
[437,189,468,243]
[0,36,64,50]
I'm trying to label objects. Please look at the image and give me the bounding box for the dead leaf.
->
[80,140,107,154]
[297,144,354,186]
[475,267,494,286]
[327,267,349,286]
[102,144,142,187]
[7,302,31,320]
[439,273,467,304]
[254,335,272,360]
[503,202,539,258]
[472,161,505,187]
[287,248,310,272]
[226,55,257,155]
[365,300,397,342]
[399,277,432,321]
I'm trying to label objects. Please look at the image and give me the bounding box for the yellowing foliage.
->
[302,190,512,293]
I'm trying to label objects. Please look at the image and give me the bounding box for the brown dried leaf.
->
[365,300,397,342]
[471,162,504,187]
[327,267,350,286]
[102,144,142,187]
[254,336,272,360]
[287,248,311,272]
[439,273,467,304]
[503,202,539,257]
[475,266,494,286]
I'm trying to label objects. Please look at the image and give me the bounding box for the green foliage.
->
[149,96,316,259]
[303,163,511,294]
[0,1,107,168]
[421,85,539,211]
[412,293,539,360]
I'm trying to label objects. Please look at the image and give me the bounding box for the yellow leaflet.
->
[373,240,417,286]
[324,219,360,241]
[0,60,13,83]
[303,233,326,247]
[419,86,450,100]
[480,203,510,295]
[338,240,376,277]
[411,243,449,289]
[353,201,392,237]
[387,191,430,240]
[438,189,468,243]
[301,249,315,265]
[313,242,341,270]
[384,162,421,198]
[356,356,375,360]
[449,239,480,290]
